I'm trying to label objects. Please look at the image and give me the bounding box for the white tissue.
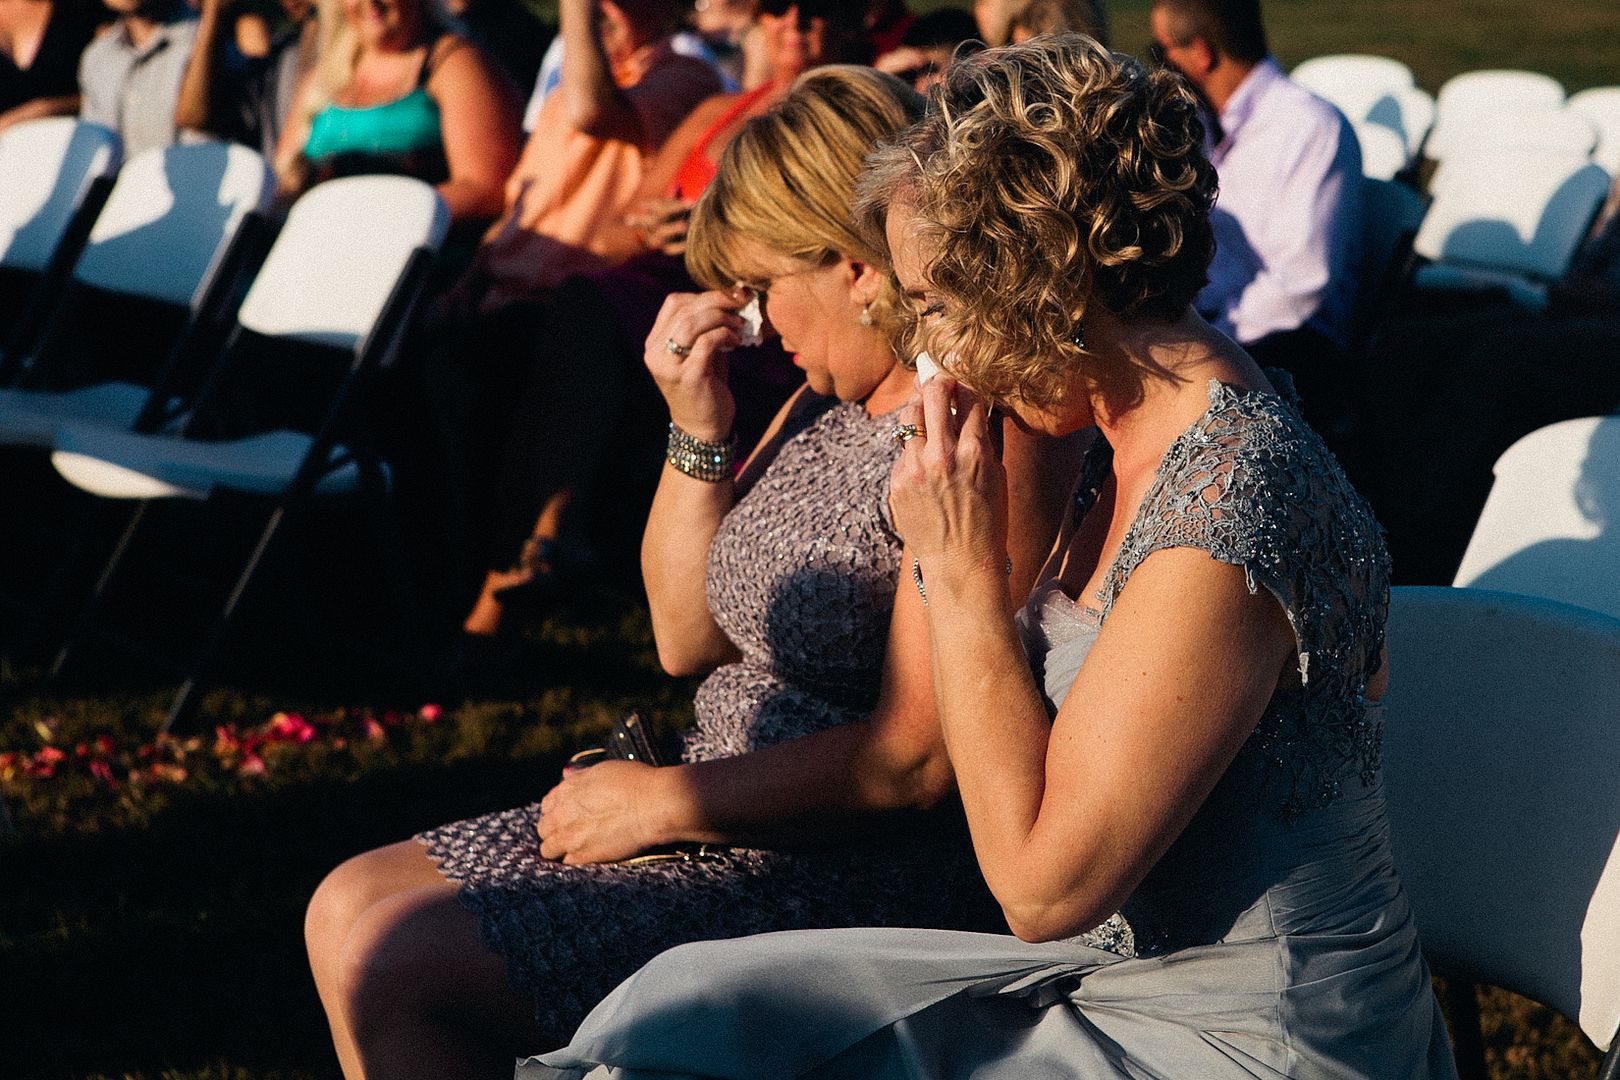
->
[737,294,764,348]
[914,350,941,385]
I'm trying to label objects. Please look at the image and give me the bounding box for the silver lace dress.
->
[522,379,1461,1079]
[417,398,999,1038]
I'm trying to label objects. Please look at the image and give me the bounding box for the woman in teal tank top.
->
[274,0,519,222]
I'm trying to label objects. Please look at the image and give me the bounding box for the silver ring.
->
[665,337,693,357]
[890,422,924,446]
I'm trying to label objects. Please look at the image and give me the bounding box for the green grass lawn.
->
[5,2,1617,1076]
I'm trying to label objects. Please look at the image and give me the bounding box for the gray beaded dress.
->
[417,396,999,1039]
[521,379,1461,1079]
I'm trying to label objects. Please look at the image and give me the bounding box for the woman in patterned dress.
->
[300,65,1079,1080]
[525,36,1460,1080]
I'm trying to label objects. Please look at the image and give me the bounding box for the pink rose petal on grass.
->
[89,760,118,788]
[362,717,387,741]
[418,703,442,723]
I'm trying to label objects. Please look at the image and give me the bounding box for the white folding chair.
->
[1435,105,1597,162]
[1450,415,1620,621]
[47,175,449,730]
[0,118,121,357]
[1292,54,1415,120]
[0,142,275,447]
[1569,87,1620,175]
[1354,121,1410,180]
[1428,69,1567,161]
[1410,149,1611,304]
[1382,585,1620,1080]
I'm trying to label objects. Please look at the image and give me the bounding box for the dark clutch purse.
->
[567,710,720,866]
[568,709,667,768]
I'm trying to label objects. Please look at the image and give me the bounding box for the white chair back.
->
[1436,105,1597,161]
[1382,586,1620,1052]
[1356,87,1436,161]
[1452,415,1620,620]
[1413,149,1610,280]
[1569,86,1620,175]
[1436,68,1565,115]
[1429,70,1567,160]
[237,175,449,351]
[1353,122,1410,180]
[0,118,121,274]
[72,142,275,310]
[1292,54,1415,120]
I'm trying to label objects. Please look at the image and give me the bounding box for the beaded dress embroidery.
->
[1079,377,1391,817]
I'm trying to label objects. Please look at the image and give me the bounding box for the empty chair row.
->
[1294,56,1620,179]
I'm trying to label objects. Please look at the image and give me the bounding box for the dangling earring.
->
[1070,318,1085,350]
[858,303,875,327]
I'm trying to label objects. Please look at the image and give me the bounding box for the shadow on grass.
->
[3,752,572,1079]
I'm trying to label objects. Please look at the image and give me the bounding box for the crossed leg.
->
[306,840,550,1079]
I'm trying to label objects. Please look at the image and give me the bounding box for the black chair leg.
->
[162,504,288,733]
[1598,1041,1620,1080]
[1440,977,1488,1080]
[48,499,150,681]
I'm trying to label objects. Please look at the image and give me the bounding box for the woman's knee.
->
[306,842,441,974]
[334,885,493,1037]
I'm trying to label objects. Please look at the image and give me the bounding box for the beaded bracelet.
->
[667,422,737,482]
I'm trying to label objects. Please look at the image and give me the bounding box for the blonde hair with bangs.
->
[853,35,1218,409]
[686,65,925,342]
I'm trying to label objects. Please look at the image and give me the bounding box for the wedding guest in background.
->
[174,0,315,156]
[273,0,520,226]
[446,0,718,313]
[79,0,198,156]
[1149,0,1361,436]
[0,0,93,132]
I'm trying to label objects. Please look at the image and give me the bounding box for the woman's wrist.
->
[913,551,1012,610]
[640,764,696,847]
[667,421,737,481]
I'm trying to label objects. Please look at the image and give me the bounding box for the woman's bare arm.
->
[428,38,521,222]
[893,380,1293,942]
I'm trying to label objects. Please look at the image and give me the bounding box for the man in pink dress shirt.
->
[1149,0,1362,437]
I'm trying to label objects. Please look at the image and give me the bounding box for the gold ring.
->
[890,422,924,446]
[666,337,693,357]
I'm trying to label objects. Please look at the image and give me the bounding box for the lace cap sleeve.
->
[1095,380,1390,694]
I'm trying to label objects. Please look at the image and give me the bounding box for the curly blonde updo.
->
[854,34,1218,408]
[685,66,925,344]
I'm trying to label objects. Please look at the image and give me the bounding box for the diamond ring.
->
[890,422,924,446]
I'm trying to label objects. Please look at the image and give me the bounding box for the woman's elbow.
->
[654,643,707,678]
[992,873,1119,944]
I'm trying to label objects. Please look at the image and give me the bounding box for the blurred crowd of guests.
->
[6,0,1616,645]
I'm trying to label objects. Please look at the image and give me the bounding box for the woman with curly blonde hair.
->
[526,35,1458,1080]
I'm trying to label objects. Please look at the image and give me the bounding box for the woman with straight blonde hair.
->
[302,65,1086,1080]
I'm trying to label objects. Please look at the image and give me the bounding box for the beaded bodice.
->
[1038,377,1391,817]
